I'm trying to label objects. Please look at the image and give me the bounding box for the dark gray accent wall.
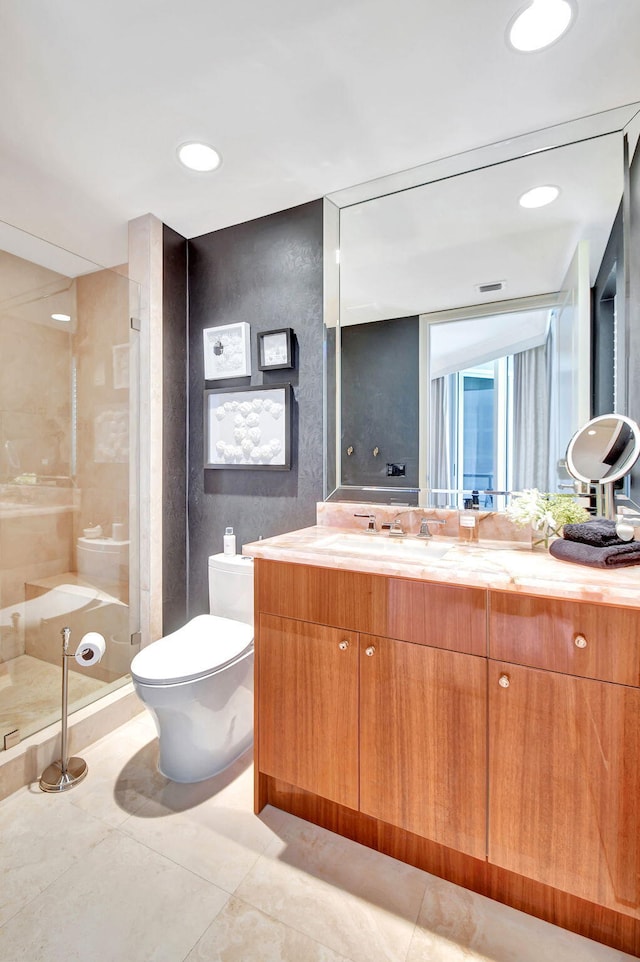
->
[162,225,188,633]
[592,201,622,417]
[340,317,419,488]
[187,200,324,615]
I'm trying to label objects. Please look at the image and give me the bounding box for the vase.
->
[531,522,560,550]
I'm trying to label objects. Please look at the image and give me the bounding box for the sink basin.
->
[311,531,454,563]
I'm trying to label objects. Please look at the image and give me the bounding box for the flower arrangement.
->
[506,489,590,547]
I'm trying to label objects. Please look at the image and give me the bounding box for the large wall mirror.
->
[323,103,640,508]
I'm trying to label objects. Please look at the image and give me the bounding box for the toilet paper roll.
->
[75,632,106,667]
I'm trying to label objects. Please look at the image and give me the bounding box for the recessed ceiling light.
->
[519,185,560,208]
[507,0,576,52]
[177,142,222,172]
[51,313,71,322]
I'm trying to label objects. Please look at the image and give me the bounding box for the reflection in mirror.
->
[427,295,567,507]
[325,103,640,506]
[425,263,590,508]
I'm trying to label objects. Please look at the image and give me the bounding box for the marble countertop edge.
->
[242,525,640,609]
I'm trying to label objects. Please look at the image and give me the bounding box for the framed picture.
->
[204,383,292,470]
[203,322,251,380]
[257,328,293,371]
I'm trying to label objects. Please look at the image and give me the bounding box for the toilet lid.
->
[130,614,253,686]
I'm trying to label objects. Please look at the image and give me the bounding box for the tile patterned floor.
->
[0,653,107,742]
[0,712,636,962]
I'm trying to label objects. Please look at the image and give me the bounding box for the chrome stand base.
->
[39,757,88,793]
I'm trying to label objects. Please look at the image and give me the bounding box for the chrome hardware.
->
[498,673,510,688]
[373,446,379,457]
[417,517,446,539]
[381,516,405,537]
[354,512,377,531]
[39,627,88,792]
[365,645,376,657]
[339,640,350,651]
[347,445,354,456]
[574,634,587,649]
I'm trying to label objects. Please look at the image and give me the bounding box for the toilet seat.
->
[130,614,253,686]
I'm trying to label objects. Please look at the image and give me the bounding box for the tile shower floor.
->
[0,712,635,962]
[0,654,106,744]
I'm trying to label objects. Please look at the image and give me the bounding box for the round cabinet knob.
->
[498,673,510,689]
[574,634,587,649]
[338,640,350,651]
[365,645,376,657]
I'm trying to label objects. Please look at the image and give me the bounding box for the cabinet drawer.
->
[489,592,640,686]
[256,559,486,655]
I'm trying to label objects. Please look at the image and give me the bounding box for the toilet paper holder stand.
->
[39,626,91,793]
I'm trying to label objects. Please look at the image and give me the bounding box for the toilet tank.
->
[208,554,254,626]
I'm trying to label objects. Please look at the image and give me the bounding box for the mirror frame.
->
[323,102,640,506]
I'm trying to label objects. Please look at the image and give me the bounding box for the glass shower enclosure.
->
[0,225,140,750]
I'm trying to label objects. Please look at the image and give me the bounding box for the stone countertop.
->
[242,524,640,609]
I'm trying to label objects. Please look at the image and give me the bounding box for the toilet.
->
[76,536,130,589]
[130,553,254,783]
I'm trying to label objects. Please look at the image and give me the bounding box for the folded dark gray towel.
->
[562,519,623,546]
[549,538,640,568]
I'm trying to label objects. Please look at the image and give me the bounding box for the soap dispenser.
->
[459,499,478,543]
[223,527,236,555]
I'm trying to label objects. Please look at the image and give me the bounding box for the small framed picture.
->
[257,328,294,371]
[203,322,251,380]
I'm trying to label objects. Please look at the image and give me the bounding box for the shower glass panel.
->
[0,230,140,749]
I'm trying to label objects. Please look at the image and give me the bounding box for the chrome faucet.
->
[381,515,405,537]
[417,518,446,538]
[354,512,377,532]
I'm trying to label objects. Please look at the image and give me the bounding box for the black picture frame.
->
[257,327,294,371]
[204,383,291,470]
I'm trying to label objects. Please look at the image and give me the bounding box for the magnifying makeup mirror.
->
[565,414,640,519]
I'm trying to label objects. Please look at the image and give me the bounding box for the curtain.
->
[512,340,551,491]
[431,376,452,506]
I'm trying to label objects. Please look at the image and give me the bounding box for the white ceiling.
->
[0,0,639,270]
[339,133,624,319]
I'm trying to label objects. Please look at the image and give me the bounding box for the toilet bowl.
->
[130,554,254,782]
[76,536,129,588]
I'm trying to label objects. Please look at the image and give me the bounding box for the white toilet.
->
[130,553,254,783]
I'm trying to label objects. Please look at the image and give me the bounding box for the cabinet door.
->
[489,661,640,916]
[360,633,487,859]
[257,614,359,809]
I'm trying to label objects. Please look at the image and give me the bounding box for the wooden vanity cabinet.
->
[254,559,640,954]
[255,560,488,856]
[360,632,486,858]
[257,614,359,809]
[488,592,640,918]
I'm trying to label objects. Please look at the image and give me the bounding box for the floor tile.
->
[0,653,106,741]
[121,794,286,894]
[406,873,637,962]
[67,716,167,826]
[2,713,637,962]
[236,812,428,962]
[184,896,355,962]
[0,784,111,926]
[0,831,230,962]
